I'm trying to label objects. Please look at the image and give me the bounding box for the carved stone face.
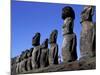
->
[16,56,20,63]
[30,48,34,57]
[27,50,31,58]
[49,29,58,44]
[20,50,29,60]
[62,6,75,20]
[41,39,48,48]
[27,48,33,57]
[32,32,40,46]
[11,57,17,65]
[62,17,73,35]
[81,6,94,22]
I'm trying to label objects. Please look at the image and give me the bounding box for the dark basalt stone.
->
[26,57,33,71]
[62,33,77,62]
[32,32,40,46]
[32,46,41,69]
[62,6,75,20]
[21,49,29,60]
[16,56,20,73]
[49,30,58,65]
[17,49,30,73]
[61,6,77,63]
[40,39,49,68]
[49,29,58,44]
[27,48,33,57]
[26,48,33,71]
[32,33,41,69]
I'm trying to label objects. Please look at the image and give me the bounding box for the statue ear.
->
[90,7,94,16]
[55,31,58,39]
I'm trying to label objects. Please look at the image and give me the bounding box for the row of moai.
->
[62,5,96,62]
[11,29,59,74]
[11,5,96,74]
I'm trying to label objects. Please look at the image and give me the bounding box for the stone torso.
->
[61,6,77,63]
[80,6,95,58]
[49,44,58,64]
[62,33,77,62]
[40,48,49,68]
[32,46,41,69]
[80,21,94,57]
[62,33,75,49]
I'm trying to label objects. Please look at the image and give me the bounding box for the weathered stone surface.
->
[11,63,16,75]
[19,50,29,73]
[32,32,40,46]
[11,6,96,75]
[11,57,17,75]
[15,50,29,73]
[20,57,95,74]
[80,6,96,58]
[26,48,33,71]
[20,59,27,72]
[81,6,94,23]
[49,29,58,65]
[26,57,33,71]
[62,6,77,63]
[16,56,20,73]
[20,50,29,60]
[62,33,77,62]
[40,39,49,68]
[32,46,41,69]
[49,29,58,44]
[32,32,41,69]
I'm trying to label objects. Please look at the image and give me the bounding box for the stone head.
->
[49,29,58,44]
[81,5,94,22]
[26,49,31,58]
[20,50,29,60]
[16,56,20,63]
[27,48,33,57]
[41,38,48,48]
[30,48,34,57]
[11,57,17,65]
[32,32,41,46]
[62,6,75,20]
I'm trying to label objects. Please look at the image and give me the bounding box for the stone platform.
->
[19,57,95,74]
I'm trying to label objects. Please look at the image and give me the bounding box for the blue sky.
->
[11,1,96,60]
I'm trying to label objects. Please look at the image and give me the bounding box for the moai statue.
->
[11,57,17,75]
[80,6,96,59]
[61,6,77,63]
[32,32,41,69]
[19,50,29,73]
[40,39,49,68]
[26,48,33,71]
[11,57,17,66]
[16,56,20,73]
[49,29,58,65]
